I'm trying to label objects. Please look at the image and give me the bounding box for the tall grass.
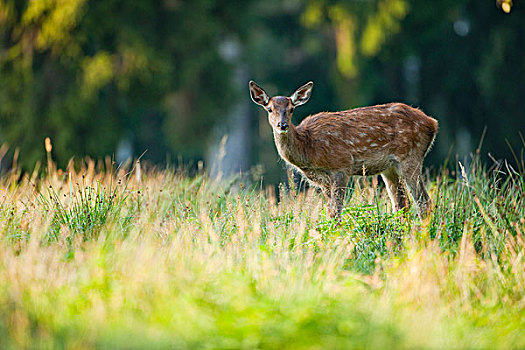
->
[0,155,523,349]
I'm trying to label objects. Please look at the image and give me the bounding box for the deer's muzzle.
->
[277,121,289,133]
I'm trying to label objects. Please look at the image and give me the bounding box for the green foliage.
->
[318,205,409,274]
[0,0,247,167]
[302,0,408,78]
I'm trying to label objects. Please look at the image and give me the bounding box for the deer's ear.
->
[291,81,313,106]
[249,81,270,107]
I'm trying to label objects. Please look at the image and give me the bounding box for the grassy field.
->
[0,155,524,349]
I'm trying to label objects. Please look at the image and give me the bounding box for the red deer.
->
[249,81,438,218]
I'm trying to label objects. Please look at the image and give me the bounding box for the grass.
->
[0,155,524,349]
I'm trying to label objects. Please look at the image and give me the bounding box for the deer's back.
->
[295,103,438,174]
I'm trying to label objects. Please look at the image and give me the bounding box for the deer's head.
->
[249,81,313,134]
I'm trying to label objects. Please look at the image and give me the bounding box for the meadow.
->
[0,153,524,349]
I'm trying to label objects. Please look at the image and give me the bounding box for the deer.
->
[249,80,438,219]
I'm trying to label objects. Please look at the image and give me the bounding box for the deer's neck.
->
[273,125,307,168]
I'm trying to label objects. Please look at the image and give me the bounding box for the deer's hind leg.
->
[381,167,409,212]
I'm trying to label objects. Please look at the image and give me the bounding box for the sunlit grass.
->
[0,156,524,349]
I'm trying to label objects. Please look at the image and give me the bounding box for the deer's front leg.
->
[328,173,350,218]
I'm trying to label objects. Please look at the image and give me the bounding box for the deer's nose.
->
[277,121,289,131]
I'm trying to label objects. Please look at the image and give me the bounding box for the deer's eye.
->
[267,108,272,113]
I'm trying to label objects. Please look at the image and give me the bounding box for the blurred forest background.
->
[0,0,523,184]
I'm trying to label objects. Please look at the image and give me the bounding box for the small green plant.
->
[39,174,127,244]
[317,205,410,273]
